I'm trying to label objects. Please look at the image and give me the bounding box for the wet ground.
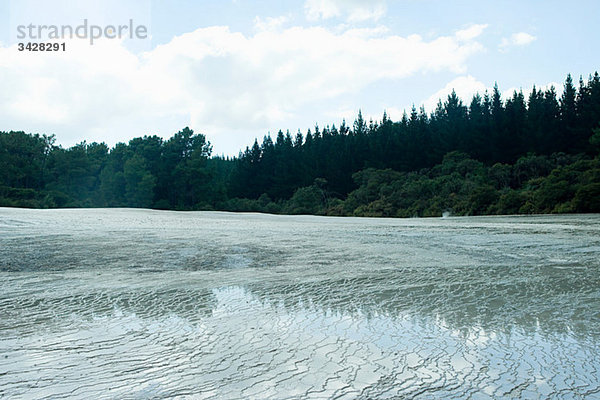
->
[1,208,599,399]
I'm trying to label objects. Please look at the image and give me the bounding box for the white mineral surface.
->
[1,208,599,399]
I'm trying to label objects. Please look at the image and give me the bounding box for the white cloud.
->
[254,16,289,32]
[502,81,563,101]
[419,77,564,115]
[421,75,488,112]
[304,0,387,22]
[512,32,537,46]
[0,23,485,154]
[455,24,488,41]
[499,32,536,51]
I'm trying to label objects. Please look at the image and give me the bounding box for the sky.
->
[0,0,598,156]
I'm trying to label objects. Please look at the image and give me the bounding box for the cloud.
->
[421,75,488,112]
[0,23,485,154]
[419,76,564,114]
[455,24,488,41]
[304,0,387,22]
[502,81,563,100]
[499,32,536,51]
[254,16,289,32]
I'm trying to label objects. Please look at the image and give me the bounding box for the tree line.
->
[1,72,599,216]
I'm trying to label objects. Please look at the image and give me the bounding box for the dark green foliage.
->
[124,155,156,208]
[285,185,324,215]
[573,183,600,212]
[0,127,212,210]
[325,153,600,218]
[0,131,54,190]
[45,142,108,206]
[491,190,528,215]
[227,73,600,208]
[1,72,599,216]
[591,126,600,150]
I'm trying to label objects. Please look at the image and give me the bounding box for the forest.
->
[1,72,600,217]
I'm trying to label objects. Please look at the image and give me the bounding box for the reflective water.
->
[1,208,599,399]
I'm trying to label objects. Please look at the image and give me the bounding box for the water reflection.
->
[2,285,598,398]
[1,208,599,398]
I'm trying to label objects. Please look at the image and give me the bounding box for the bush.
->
[285,186,324,215]
[533,180,573,213]
[488,163,513,189]
[264,202,282,214]
[513,154,552,185]
[491,190,527,215]
[572,183,600,212]
[467,185,499,215]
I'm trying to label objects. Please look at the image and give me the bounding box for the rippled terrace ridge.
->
[1,208,599,399]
